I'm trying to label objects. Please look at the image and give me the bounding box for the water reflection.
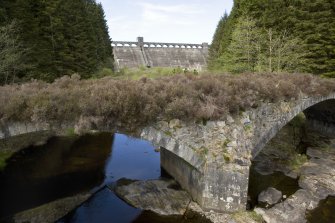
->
[102,133,160,186]
[58,187,142,223]
[0,133,113,219]
[60,133,163,223]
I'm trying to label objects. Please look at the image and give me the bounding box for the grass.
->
[0,72,333,133]
[232,210,264,223]
[0,150,14,171]
[288,154,308,170]
[92,66,199,80]
[65,128,76,137]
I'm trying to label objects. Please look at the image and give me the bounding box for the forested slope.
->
[0,0,113,84]
[209,0,335,77]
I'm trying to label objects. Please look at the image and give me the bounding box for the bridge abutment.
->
[141,119,253,213]
[159,147,250,212]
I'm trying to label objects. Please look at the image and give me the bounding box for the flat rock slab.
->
[13,193,91,223]
[114,178,191,216]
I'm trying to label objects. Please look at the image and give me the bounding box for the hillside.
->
[209,0,335,77]
[0,0,113,84]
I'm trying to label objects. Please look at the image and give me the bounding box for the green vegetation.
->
[105,66,196,80]
[198,146,209,157]
[90,66,201,81]
[65,128,77,137]
[0,150,14,171]
[290,113,306,128]
[0,0,113,84]
[223,153,232,163]
[0,20,29,85]
[223,139,231,147]
[289,154,308,171]
[0,73,333,131]
[232,210,264,223]
[244,124,252,132]
[209,0,335,77]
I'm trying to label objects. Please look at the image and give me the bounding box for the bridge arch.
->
[2,93,334,213]
[252,95,335,159]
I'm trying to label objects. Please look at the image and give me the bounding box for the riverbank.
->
[255,135,335,223]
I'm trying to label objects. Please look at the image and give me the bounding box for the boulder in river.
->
[258,187,282,208]
[114,178,191,216]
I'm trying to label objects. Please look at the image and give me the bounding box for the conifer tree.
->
[210,0,335,77]
[0,0,114,83]
[0,21,29,84]
[218,16,260,73]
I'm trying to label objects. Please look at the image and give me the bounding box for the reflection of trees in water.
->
[0,133,114,219]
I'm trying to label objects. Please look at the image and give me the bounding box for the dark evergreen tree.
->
[208,12,229,67]
[0,0,113,83]
[210,0,335,77]
[293,0,335,77]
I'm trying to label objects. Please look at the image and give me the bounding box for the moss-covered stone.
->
[0,150,14,171]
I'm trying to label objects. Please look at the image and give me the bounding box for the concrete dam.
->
[112,37,209,71]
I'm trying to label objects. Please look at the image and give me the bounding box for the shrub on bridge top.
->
[0,73,333,130]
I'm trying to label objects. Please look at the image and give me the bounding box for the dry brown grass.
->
[0,73,334,130]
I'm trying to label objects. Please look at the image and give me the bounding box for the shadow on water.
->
[306,196,335,223]
[247,166,300,208]
[0,133,114,220]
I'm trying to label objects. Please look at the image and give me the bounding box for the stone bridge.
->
[112,37,209,71]
[1,93,335,213]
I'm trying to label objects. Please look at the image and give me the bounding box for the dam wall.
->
[112,37,208,71]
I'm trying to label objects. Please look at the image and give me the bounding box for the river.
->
[0,130,334,222]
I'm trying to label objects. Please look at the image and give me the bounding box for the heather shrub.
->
[0,73,334,130]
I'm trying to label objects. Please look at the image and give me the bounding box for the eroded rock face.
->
[258,187,282,208]
[114,178,192,216]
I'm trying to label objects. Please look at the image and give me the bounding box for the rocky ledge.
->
[258,187,282,208]
[255,146,335,223]
[114,178,263,223]
[114,178,192,216]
